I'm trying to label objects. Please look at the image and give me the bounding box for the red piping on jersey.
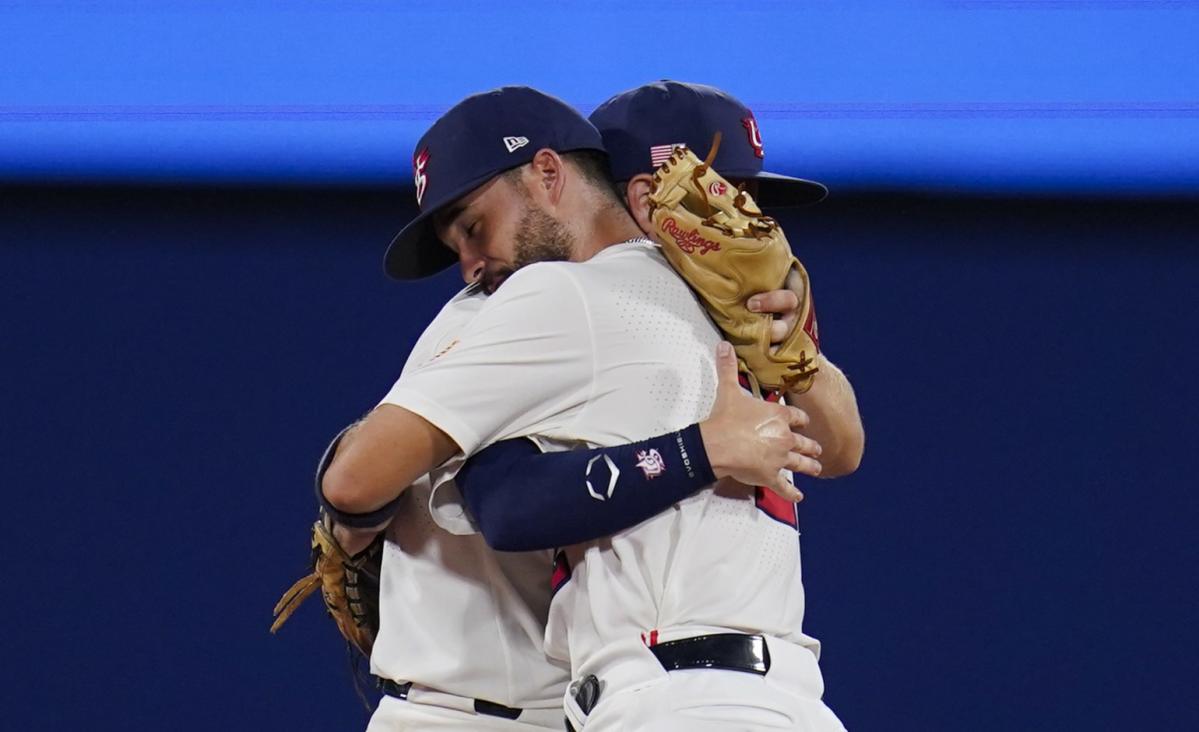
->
[550,550,572,595]
[736,374,801,529]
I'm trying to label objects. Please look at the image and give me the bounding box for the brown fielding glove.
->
[648,134,820,393]
[270,513,382,658]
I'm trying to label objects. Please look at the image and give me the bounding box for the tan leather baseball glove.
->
[648,135,820,393]
[270,513,382,658]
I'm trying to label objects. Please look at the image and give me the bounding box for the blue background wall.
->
[2,1,1198,730]
[5,188,1197,731]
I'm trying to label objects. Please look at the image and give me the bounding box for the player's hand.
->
[747,288,800,346]
[699,341,822,502]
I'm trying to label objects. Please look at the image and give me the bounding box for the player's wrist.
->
[697,419,735,480]
[331,520,383,557]
[674,423,717,485]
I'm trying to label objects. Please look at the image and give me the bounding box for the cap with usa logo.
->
[385,86,607,280]
[588,80,827,208]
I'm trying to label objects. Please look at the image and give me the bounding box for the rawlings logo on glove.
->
[660,218,722,255]
[648,134,820,393]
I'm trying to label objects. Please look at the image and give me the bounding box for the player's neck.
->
[575,208,646,261]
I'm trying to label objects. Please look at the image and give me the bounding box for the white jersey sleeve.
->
[381,262,595,456]
[395,286,487,378]
[368,284,568,712]
[384,286,481,535]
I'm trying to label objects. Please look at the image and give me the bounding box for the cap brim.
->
[747,170,828,208]
[384,210,458,280]
[384,171,499,280]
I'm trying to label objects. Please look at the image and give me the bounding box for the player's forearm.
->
[787,355,864,477]
[459,426,716,552]
[310,423,400,555]
[322,404,460,514]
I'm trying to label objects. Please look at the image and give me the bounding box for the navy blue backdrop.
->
[3,185,1196,731]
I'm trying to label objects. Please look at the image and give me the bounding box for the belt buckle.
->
[571,674,602,714]
[564,673,602,731]
[379,679,412,699]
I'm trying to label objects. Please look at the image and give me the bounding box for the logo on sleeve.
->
[413,148,431,206]
[503,136,529,153]
[585,454,620,501]
[425,338,460,365]
[674,432,696,478]
[635,449,666,479]
[741,116,765,159]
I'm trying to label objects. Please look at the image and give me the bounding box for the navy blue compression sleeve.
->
[456,424,716,552]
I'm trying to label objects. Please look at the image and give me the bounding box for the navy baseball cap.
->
[589,80,827,208]
[385,86,607,280]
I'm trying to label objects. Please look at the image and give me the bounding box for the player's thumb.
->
[714,341,739,397]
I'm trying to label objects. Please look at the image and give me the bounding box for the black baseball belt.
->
[379,679,523,720]
[649,632,772,675]
[566,632,773,729]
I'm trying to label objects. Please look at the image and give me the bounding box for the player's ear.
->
[624,174,655,237]
[526,148,566,208]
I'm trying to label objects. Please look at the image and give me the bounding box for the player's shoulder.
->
[422,283,487,335]
[584,238,674,280]
[402,284,486,369]
[436,282,487,313]
[489,259,586,304]
[533,238,667,283]
[585,238,662,268]
[487,239,667,307]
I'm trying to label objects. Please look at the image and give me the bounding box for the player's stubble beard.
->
[481,202,575,295]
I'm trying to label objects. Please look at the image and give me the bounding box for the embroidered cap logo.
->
[741,116,765,159]
[413,148,431,206]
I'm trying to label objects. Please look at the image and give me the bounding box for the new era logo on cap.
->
[503,136,529,153]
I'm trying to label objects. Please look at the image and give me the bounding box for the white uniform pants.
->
[366,694,563,731]
[572,634,845,732]
[578,668,846,732]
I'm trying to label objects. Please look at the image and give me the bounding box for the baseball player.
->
[295,95,829,728]
[323,85,861,730]
[439,82,858,730]
[338,284,816,731]
[301,99,829,730]
[357,284,567,731]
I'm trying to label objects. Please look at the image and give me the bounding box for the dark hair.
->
[502,149,624,205]
[563,149,625,204]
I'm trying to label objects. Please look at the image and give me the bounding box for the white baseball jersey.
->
[368,285,569,717]
[382,240,822,697]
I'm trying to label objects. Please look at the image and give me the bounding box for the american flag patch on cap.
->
[649,143,685,168]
